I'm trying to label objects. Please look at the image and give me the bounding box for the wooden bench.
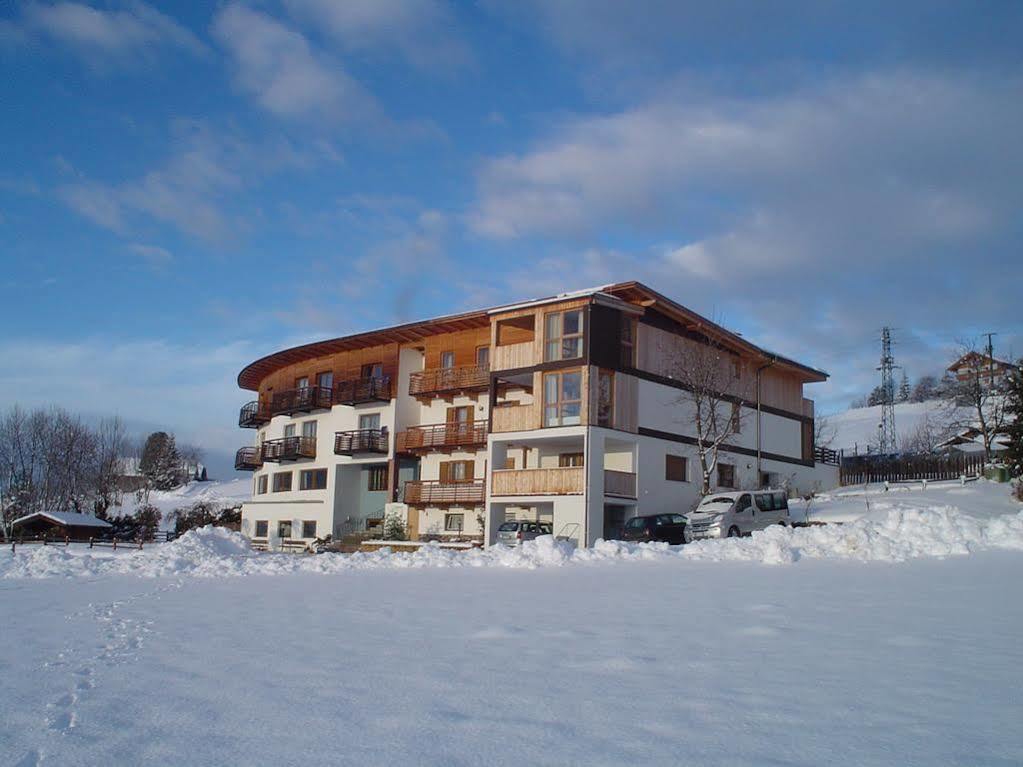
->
[250,537,270,551]
[280,539,310,553]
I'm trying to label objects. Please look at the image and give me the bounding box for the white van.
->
[685,489,789,539]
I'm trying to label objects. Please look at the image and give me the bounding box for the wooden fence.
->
[7,531,179,552]
[840,452,986,485]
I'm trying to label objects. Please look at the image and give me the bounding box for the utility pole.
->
[877,327,899,454]
[983,332,997,388]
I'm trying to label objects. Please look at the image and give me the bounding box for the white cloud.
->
[212,4,377,123]
[24,1,206,62]
[127,243,173,267]
[0,337,256,457]
[283,0,471,72]
[57,120,336,242]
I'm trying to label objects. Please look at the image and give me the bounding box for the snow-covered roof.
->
[11,511,113,528]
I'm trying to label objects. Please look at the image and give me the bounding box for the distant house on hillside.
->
[935,427,1011,456]
[947,352,1019,391]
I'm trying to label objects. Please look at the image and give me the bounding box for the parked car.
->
[618,514,690,545]
[495,520,553,546]
[685,489,789,539]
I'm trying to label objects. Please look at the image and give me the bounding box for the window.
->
[665,454,688,482]
[272,472,292,492]
[359,413,381,431]
[255,520,268,537]
[731,403,741,434]
[447,405,472,425]
[543,370,582,426]
[284,423,296,438]
[544,309,584,361]
[440,460,474,482]
[301,520,317,538]
[444,513,464,532]
[440,351,455,369]
[597,369,614,427]
[737,493,753,512]
[367,465,388,492]
[300,468,327,490]
[732,358,742,380]
[301,420,317,439]
[717,463,735,488]
[621,317,636,367]
[317,371,333,389]
[295,376,309,389]
[558,453,584,467]
[476,345,490,369]
[278,520,292,538]
[257,475,268,494]
[361,362,383,379]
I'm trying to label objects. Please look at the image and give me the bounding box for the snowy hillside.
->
[114,478,251,528]
[825,398,961,453]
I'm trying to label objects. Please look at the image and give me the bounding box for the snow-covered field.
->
[2,484,1021,766]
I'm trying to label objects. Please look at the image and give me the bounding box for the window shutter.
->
[439,462,451,483]
[462,460,475,480]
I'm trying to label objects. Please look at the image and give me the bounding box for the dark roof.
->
[237,281,828,390]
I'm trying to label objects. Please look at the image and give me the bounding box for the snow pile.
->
[3,504,1023,579]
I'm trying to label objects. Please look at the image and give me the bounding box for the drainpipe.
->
[755,357,777,482]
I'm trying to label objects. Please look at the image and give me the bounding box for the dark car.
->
[618,514,690,545]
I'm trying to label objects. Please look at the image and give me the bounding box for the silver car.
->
[495,520,553,546]
[686,489,790,539]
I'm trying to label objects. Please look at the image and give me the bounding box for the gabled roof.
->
[237,280,828,390]
[11,511,113,528]
[947,351,1019,373]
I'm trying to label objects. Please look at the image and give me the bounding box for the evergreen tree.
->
[1004,362,1023,478]
[139,432,183,491]
[898,371,911,402]
[867,385,886,406]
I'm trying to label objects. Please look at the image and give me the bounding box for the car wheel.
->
[727,526,741,538]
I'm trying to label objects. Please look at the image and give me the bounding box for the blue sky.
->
[2,1,1021,476]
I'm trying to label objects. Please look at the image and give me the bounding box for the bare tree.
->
[944,340,1009,461]
[815,415,837,451]
[662,335,754,494]
[93,416,127,517]
[900,412,955,454]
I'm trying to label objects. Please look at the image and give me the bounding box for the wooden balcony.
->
[396,422,487,454]
[234,446,263,471]
[261,436,316,463]
[238,401,271,429]
[491,403,535,433]
[491,467,584,497]
[402,480,485,506]
[334,429,389,456]
[270,386,333,416]
[409,365,489,399]
[335,376,391,405]
[604,469,637,498]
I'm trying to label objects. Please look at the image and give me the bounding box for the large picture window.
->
[299,468,327,490]
[543,370,583,427]
[544,309,583,361]
[272,472,292,492]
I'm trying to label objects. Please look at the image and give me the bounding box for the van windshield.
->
[700,497,734,505]
[497,522,519,532]
[625,518,647,529]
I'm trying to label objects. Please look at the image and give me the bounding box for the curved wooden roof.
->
[238,281,827,391]
[237,309,490,390]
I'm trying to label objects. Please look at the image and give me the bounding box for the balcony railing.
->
[334,429,389,456]
[604,469,637,498]
[234,446,263,471]
[261,436,317,463]
[402,480,485,506]
[238,401,271,429]
[409,365,490,398]
[270,386,333,416]
[491,403,534,433]
[335,376,390,405]
[491,467,584,497]
[396,422,487,454]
